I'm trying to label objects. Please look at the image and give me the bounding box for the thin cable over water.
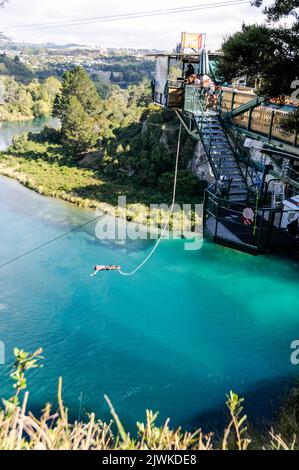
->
[0,213,105,270]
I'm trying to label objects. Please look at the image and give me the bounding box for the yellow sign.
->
[181,32,203,52]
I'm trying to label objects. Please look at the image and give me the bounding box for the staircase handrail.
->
[190,88,232,185]
[218,97,265,188]
[188,86,245,194]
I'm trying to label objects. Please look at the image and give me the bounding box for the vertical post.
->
[227,179,232,202]
[203,189,207,231]
[293,130,298,147]
[192,87,195,114]
[247,107,253,131]
[268,110,275,141]
[256,207,264,250]
[259,165,268,206]
[218,90,223,115]
[245,151,250,181]
[265,208,274,251]
[215,200,220,238]
[231,92,235,112]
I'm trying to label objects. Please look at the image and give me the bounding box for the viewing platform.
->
[151,47,299,255]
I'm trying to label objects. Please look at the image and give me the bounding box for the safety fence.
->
[203,183,299,252]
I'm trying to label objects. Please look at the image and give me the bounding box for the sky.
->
[0,0,273,50]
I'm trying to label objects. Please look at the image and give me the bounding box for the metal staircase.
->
[194,109,248,202]
[181,86,299,255]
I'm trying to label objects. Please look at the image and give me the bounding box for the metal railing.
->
[220,89,298,148]
[204,183,299,251]
[218,97,265,188]
[185,86,235,193]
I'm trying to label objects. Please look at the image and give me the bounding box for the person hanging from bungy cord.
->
[90,265,121,276]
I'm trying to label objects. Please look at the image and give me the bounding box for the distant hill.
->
[0,53,34,83]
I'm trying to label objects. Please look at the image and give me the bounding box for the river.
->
[0,120,299,433]
[0,117,60,151]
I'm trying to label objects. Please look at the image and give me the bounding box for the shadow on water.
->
[192,375,295,438]
[23,375,295,440]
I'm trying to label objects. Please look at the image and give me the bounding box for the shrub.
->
[0,347,297,450]
[158,170,208,199]
[29,126,62,145]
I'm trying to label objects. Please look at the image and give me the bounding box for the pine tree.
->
[54,67,102,119]
[61,95,98,154]
[54,67,102,153]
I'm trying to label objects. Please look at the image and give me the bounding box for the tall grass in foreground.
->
[0,348,297,450]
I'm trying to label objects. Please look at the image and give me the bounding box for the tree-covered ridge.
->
[102,104,203,200]
[0,53,35,84]
[48,67,203,200]
[0,75,61,121]
[0,67,205,218]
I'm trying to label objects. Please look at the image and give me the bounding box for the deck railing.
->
[184,85,204,114]
[219,88,298,148]
[203,183,299,251]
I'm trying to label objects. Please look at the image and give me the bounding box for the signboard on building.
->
[181,32,203,53]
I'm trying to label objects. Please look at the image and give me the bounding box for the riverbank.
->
[0,117,61,151]
[0,114,34,123]
[0,143,202,233]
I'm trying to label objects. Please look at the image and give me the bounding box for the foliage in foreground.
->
[219,1,299,101]
[0,348,297,450]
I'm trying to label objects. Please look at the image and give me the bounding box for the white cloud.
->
[0,0,272,49]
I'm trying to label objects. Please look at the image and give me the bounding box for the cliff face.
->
[189,141,214,184]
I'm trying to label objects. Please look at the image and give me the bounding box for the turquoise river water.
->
[0,176,299,432]
[0,120,299,433]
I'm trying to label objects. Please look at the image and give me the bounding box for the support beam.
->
[230,96,264,118]
[229,127,299,157]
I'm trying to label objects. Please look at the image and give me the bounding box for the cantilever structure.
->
[151,51,299,254]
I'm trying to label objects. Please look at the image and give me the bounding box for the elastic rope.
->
[119,122,182,276]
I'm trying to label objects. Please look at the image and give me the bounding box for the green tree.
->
[54,67,102,152]
[218,24,275,82]
[17,88,33,117]
[40,76,61,104]
[27,79,40,101]
[32,99,51,118]
[61,95,98,154]
[54,66,101,119]
[220,2,299,101]
[252,0,299,22]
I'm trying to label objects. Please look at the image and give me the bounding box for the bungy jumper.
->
[90,265,121,276]
[90,123,182,278]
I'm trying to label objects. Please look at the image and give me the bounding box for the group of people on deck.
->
[184,62,220,110]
